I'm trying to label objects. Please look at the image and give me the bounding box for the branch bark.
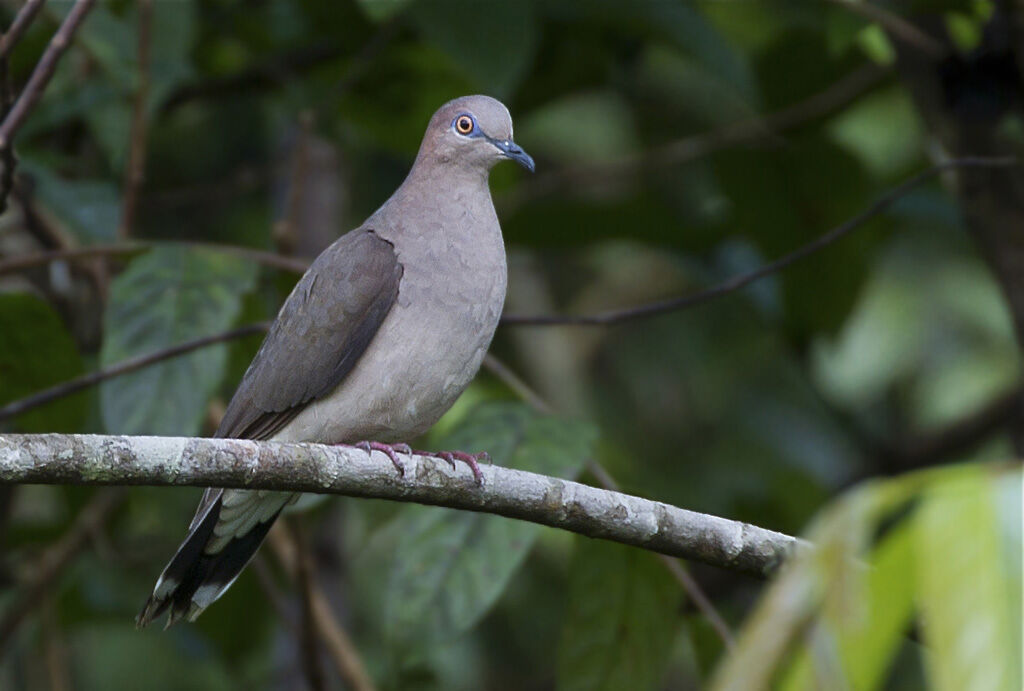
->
[0,434,800,578]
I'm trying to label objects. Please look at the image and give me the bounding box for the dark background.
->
[0,1,1020,689]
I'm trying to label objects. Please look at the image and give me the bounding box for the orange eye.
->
[455,115,474,135]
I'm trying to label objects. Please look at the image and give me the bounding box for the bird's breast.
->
[275,208,507,444]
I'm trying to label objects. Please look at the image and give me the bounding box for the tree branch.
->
[117,0,152,240]
[0,241,309,276]
[268,525,377,691]
[0,0,46,61]
[0,0,95,152]
[500,156,1019,326]
[501,64,887,212]
[0,434,800,578]
[0,322,268,422]
[825,0,946,58]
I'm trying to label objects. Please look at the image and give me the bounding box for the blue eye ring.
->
[452,114,475,136]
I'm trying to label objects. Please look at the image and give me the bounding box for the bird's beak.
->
[490,138,535,172]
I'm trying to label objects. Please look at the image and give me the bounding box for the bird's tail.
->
[137,489,296,628]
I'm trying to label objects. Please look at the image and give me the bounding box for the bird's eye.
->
[454,115,474,135]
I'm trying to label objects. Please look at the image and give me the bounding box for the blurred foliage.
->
[0,0,1018,690]
[711,463,1021,691]
[99,246,256,436]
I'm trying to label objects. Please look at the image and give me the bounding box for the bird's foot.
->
[349,441,411,476]
[414,449,489,485]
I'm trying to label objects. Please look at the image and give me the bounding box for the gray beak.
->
[491,138,535,172]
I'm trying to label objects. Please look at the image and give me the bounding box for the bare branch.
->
[117,0,152,240]
[482,354,554,415]
[483,353,738,646]
[269,526,377,691]
[584,459,736,649]
[0,52,14,212]
[500,156,1019,327]
[826,0,947,59]
[0,323,269,422]
[0,241,309,276]
[0,0,46,60]
[285,522,326,691]
[0,0,95,152]
[0,434,801,577]
[501,64,887,211]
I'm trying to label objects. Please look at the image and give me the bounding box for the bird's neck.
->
[374,162,498,242]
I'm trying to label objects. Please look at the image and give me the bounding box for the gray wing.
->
[143,228,402,624]
[216,227,403,442]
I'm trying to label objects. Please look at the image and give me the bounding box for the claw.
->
[347,441,406,476]
[416,449,486,485]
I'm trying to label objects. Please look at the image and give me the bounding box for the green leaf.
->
[518,91,639,165]
[556,538,681,691]
[0,294,85,432]
[712,465,1022,691]
[77,2,195,104]
[914,466,1021,691]
[778,518,916,691]
[379,402,596,654]
[21,159,122,243]
[99,246,257,436]
[410,0,537,97]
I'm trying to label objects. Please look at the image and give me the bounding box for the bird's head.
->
[418,95,535,174]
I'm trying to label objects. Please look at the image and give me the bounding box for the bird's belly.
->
[272,270,503,445]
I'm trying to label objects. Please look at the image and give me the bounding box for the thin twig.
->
[42,596,70,691]
[0,488,124,650]
[826,0,947,59]
[1,159,1018,424]
[0,0,96,152]
[844,382,1024,484]
[287,521,326,691]
[502,64,887,211]
[482,354,737,648]
[117,0,152,240]
[0,240,310,276]
[269,525,377,691]
[586,460,737,649]
[659,556,736,649]
[0,323,269,422]
[0,0,46,60]
[481,354,553,415]
[500,156,1020,326]
[0,52,14,212]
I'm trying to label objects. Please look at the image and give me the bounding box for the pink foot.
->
[347,441,411,476]
[415,449,489,485]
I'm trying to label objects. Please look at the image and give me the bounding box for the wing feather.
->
[216,228,402,441]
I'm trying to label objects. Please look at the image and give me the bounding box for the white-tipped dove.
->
[138,95,534,628]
